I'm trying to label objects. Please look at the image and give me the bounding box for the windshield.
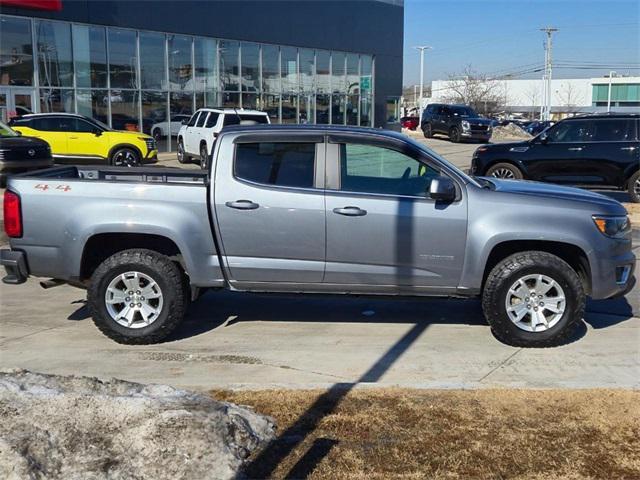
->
[0,121,19,137]
[450,106,477,117]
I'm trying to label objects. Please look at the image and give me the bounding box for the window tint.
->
[187,112,200,127]
[235,142,316,188]
[31,117,71,131]
[591,119,636,142]
[196,112,207,127]
[239,114,269,125]
[74,118,96,133]
[547,120,592,143]
[205,112,220,128]
[340,143,440,197]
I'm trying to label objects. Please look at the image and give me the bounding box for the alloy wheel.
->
[634,177,640,198]
[200,145,208,169]
[505,274,566,332]
[177,142,184,162]
[105,271,163,329]
[491,168,516,179]
[113,149,138,167]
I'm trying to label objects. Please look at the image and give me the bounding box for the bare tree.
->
[524,83,541,120]
[440,65,506,116]
[557,82,584,114]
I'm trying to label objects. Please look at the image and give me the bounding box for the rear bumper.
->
[0,249,29,285]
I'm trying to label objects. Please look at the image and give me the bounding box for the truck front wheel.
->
[88,249,187,344]
[482,251,585,348]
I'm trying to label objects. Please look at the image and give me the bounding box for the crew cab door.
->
[184,111,201,154]
[213,134,326,285]
[323,135,468,291]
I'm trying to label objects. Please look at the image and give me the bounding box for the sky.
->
[402,0,640,87]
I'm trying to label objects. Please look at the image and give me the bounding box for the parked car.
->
[400,116,419,131]
[10,113,157,167]
[421,104,493,142]
[177,108,270,168]
[0,121,52,187]
[525,120,555,136]
[471,113,640,202]
[150,114,191,141]
[1,125,634,348]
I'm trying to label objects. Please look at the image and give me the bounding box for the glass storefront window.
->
[316,94,330,124]
[242,93,259,110]
[346,53,359,95]
[281,47,297,93]
[110,90,140,131]
[35,20,73,88]
[220,40,239,92]
[262,45,279,94]
[299,93,314,124]
[386,97,399,124]
[331,52,346,93]
[346,94,358,125]
[108,28,138,89]
[331,94,345,124]
[221,91,240,108]
[1,16,33,86]
[281,93,297,124]
[76,89,108,125]
[142,91,168,152]
[241,42,260,93]
[40,88,74,112]
[73,25,107,89]
[168,35,192,91]
[316,50,330,95]
[360,55,373,96]
[195,37,217,93]
[360,94,372,127]
[140,32,166,90]
[299,49,314,93]
[262,93,280,123]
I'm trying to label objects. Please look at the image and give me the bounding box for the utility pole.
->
[607,70,616,112]
[413,46,432,118]
[540,27,558,121]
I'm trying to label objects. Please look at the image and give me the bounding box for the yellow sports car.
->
[10,113,157,167]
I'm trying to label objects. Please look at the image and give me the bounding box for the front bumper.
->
[461,130,492,141]
[1,249,29,285]
[143,149,158,164]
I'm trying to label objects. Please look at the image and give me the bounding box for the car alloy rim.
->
[505,274,566,332]
[105,271,163,329]
[492,168,515,179]
[177,143,184,161]
[634,177,640,197]
[114,150,137,167]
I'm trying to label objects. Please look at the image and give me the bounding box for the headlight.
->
[461,120,471,130]
[592,215,631,238]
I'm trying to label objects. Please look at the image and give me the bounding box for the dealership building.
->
[0,0,404,151]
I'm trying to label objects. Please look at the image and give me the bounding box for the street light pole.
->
[413,46,432,119]
[607,70,616,112]
[540,27,557,121]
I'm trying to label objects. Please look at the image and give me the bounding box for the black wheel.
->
[200,143,209,169]
[449,126,461,143]
[152,129,162,142]
[88,249,187,344]
[486,162,523,180]
[482,251,585,348]
[111,147,140,167]
[627,170,640,203]
[422,123,432,138]
[177,138,190,164]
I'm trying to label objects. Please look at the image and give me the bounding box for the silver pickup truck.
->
[1,125,635,347]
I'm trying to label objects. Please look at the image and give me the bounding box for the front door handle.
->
[69,136,79,139]
[333,206,367,217]
[226,200,259,210]
[620,146,637,151]
[567,147,583,151]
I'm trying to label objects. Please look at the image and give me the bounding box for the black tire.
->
[200,142,208,170]
[422,123,432,138]
[482,251,585,348]
[627,170,640,203]
[88,249,187,344]
[449,126,461,143]
[486,162,524,180]
[110,147,140,167]
[177,138,190,164]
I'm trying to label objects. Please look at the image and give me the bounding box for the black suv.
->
[471,113,640,202]
[421,104,493,143]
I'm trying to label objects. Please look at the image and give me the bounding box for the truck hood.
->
[483,177,628,214]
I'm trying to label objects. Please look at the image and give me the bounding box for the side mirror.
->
[93,128,102,137]
[429,176,456,202]
[538,132,549,144]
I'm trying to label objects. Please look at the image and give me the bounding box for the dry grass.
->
[212,388,640,480]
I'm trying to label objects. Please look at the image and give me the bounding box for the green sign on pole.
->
[360,75,371,92]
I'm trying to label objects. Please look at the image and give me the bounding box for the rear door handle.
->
[333,206,367,217]
[225,200,259,210]
[69,136,79,139]
[620,146,637,151]
[567,147,583,151]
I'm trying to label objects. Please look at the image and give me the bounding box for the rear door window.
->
[205,112,220,128]
[196,112,208,127]
[234,142,316,188]
[31,117,67,131]
[590,119,636,142]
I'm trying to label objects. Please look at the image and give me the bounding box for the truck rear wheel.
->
[88,249,187,344]
[481,251,585,347]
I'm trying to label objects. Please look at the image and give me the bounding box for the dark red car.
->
[401,116,419,130]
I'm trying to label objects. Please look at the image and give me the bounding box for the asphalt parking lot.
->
[1,135,638,391]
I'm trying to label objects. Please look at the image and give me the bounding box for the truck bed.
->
[19,165,208,186]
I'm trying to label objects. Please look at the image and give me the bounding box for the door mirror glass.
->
[428,176,456,202]
[539,132,549,144]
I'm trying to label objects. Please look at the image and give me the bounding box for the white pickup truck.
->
[177,108,269,168]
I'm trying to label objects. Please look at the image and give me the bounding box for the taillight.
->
[3,190,22,238]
